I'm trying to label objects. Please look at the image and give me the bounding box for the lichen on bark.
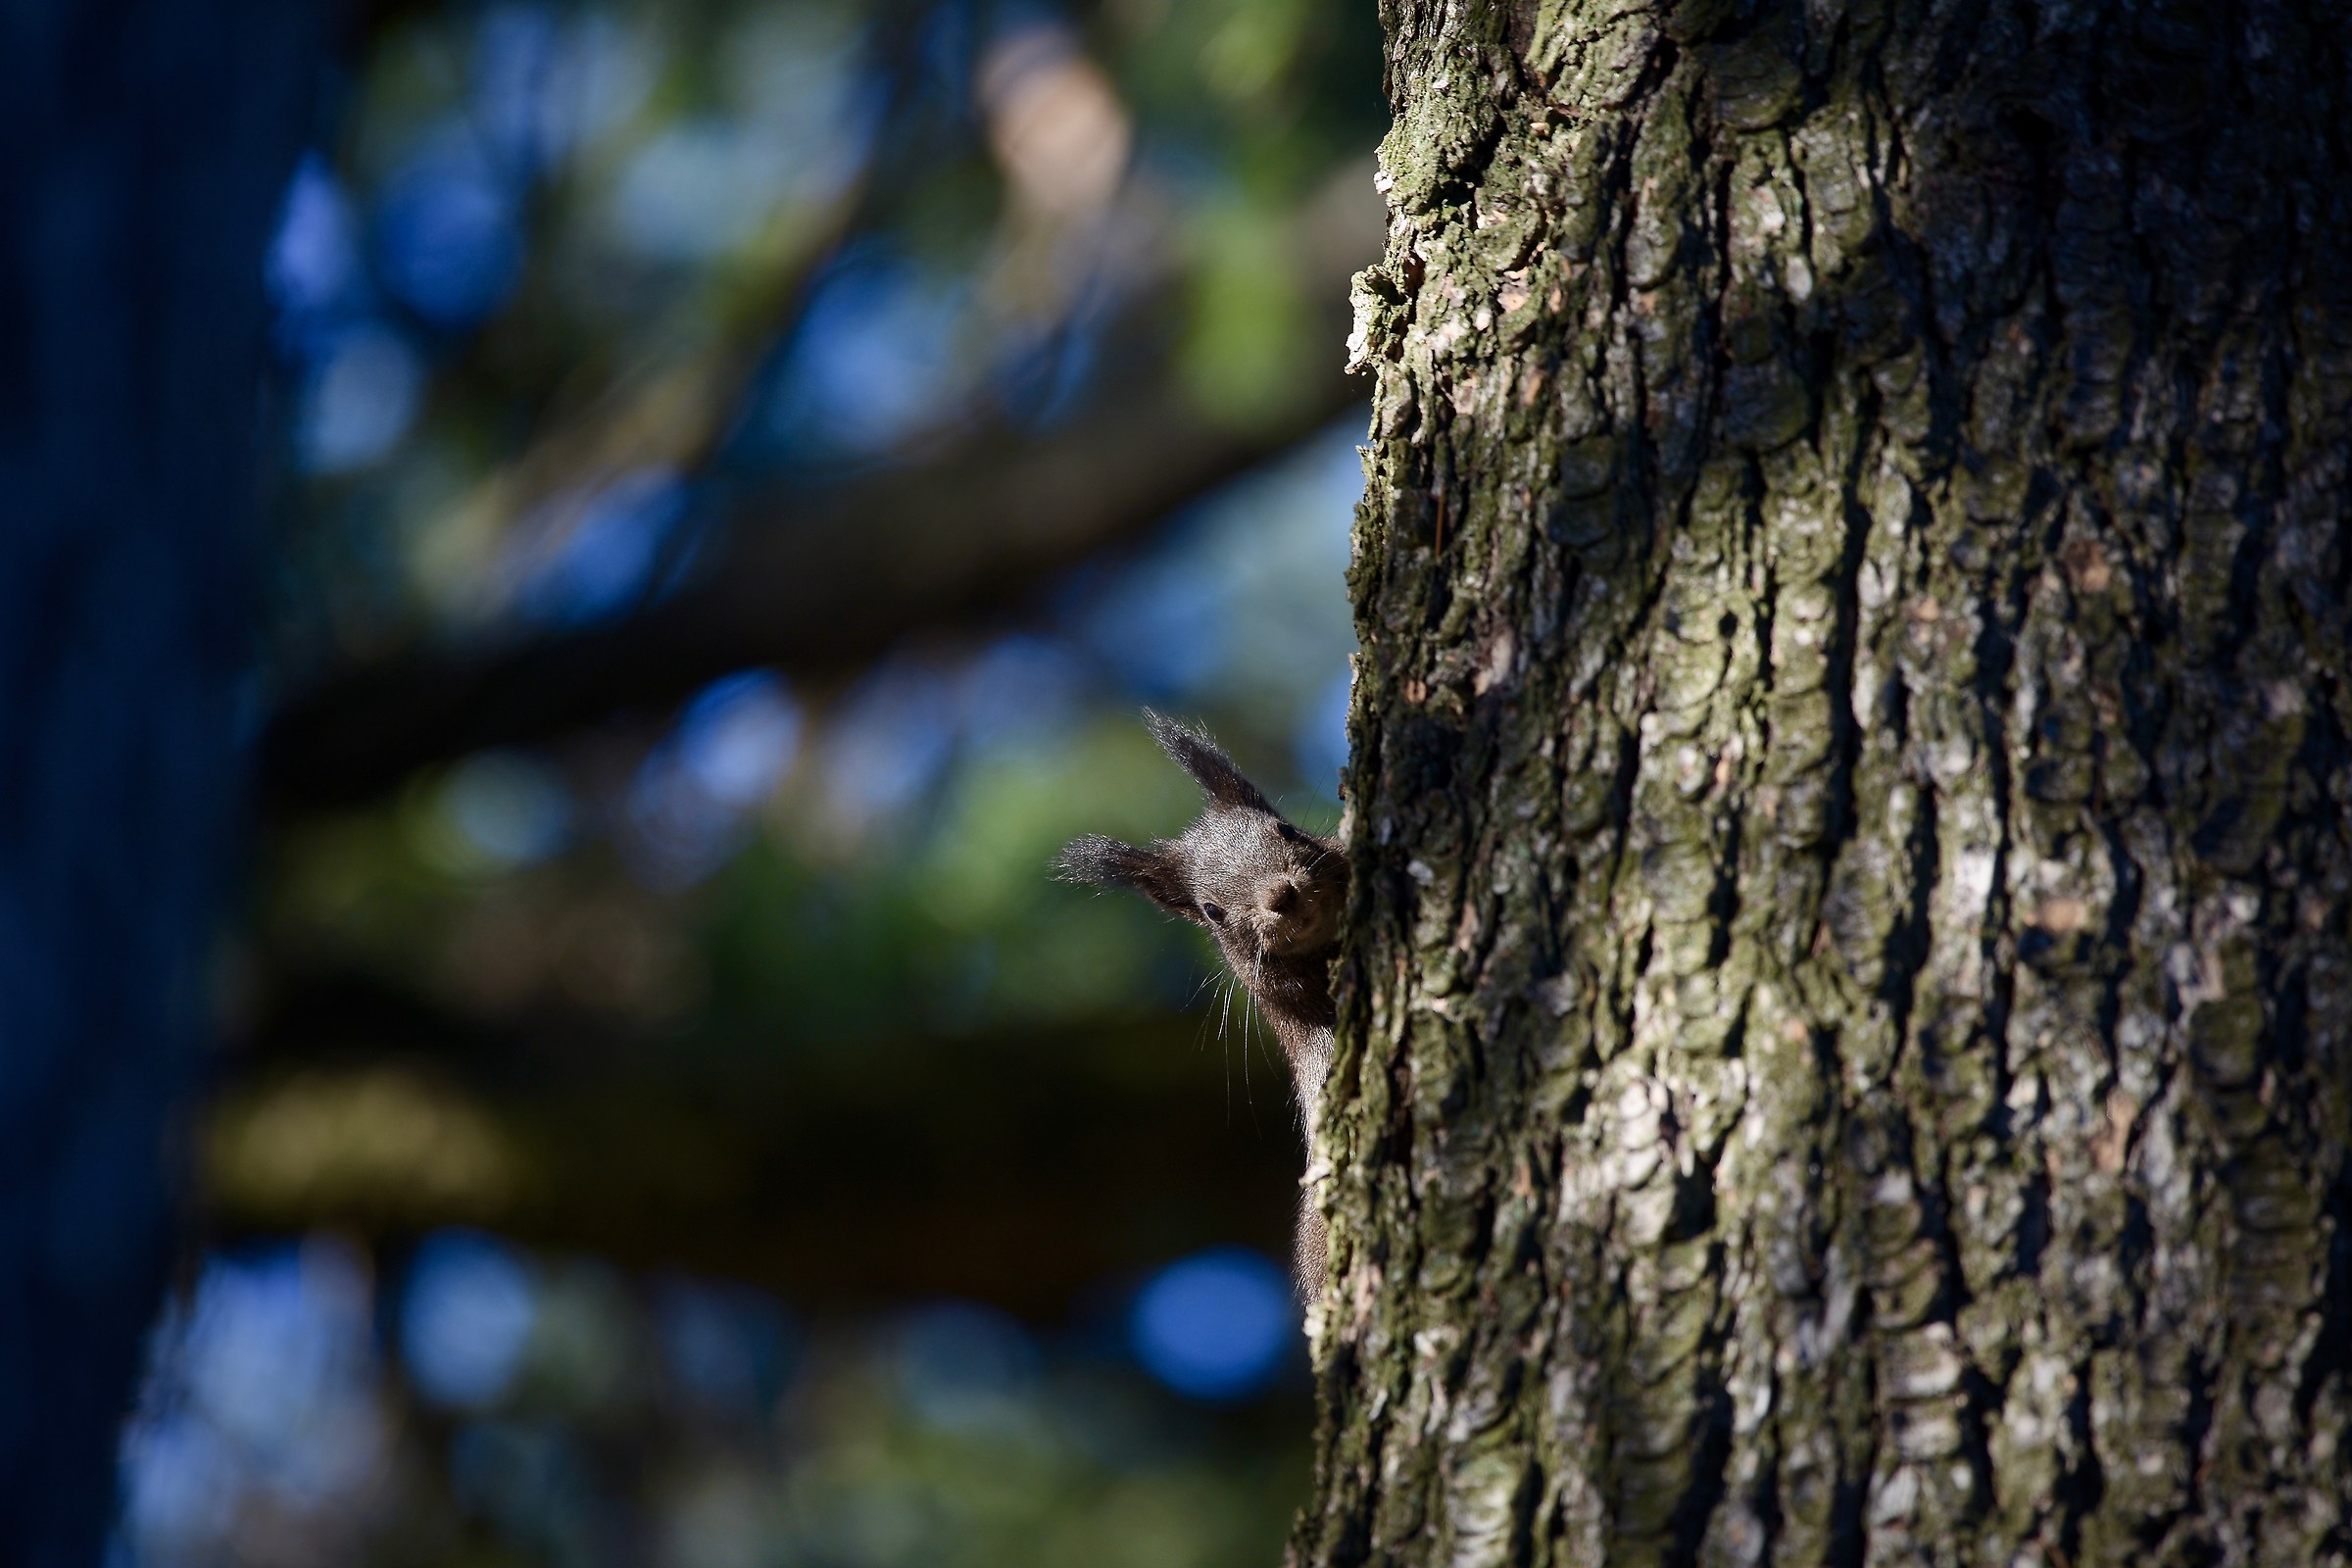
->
[1299,2,2352,1565]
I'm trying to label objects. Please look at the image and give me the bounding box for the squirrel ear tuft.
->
[1142,710,1274,813]
[1055,834,1202,922]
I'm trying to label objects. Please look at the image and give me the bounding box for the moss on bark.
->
[1300,2,2352,1564]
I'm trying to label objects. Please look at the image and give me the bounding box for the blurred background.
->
[114,1,1384,1564]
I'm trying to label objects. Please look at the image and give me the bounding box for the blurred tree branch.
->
[402,0,945,627]
[259,162,1379,816]
[208,972,1301,1311]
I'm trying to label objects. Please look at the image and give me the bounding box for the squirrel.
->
[1056,710,1349,1309]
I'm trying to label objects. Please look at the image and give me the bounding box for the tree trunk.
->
[0,3,320,1560]
[1302,2,2352,1565]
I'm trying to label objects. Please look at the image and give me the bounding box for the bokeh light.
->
[297,326,425,472]
[118,1243,387,1565]
[765,246,973,460]
[400,1230,540,1410]
[266,154,365,347]
[435,750,574,871]
[375,135,526,330]
[656,1277,798,1423]
[892,1301,1039,1434]
[1128,1248,1295,1402]
[978,24,1132,217]
[623,670,804,886]
[511,466,696,627]
[675,671,803,808]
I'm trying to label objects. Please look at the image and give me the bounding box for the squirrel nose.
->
[1263,880,1299,915]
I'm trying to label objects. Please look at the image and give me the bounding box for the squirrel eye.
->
[1199,901,1226,923]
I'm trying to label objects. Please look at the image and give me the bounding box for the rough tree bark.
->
[1303,2,2352,1566]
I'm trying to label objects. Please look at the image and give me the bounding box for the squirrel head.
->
[1057,711,1348,1010]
